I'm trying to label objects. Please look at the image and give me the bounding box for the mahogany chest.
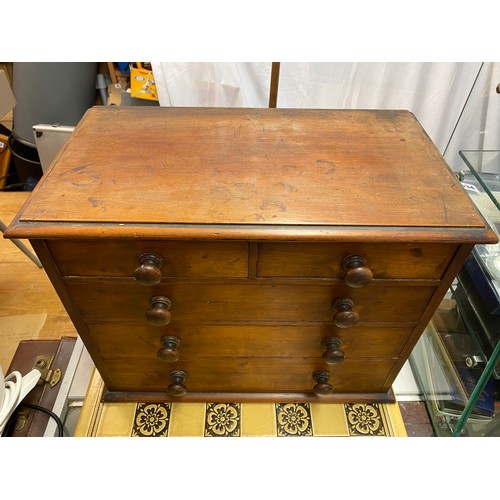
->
[5,107,496,403]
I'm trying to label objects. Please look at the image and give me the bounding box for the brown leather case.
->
[4,337,77,437]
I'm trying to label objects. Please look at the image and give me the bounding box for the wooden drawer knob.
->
[322,337,345,365]
[343,255,373,288]
[134,253,163,286]
[145,296,172,326]
[332,298,359,328]
[313,370,333,395]
[157,336,180,362]
[167,370,187,397]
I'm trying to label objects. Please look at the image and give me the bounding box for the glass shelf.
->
[459,150,500,174]
[458,151,500,224]
[409,296,500,437]
[457,151,500,316]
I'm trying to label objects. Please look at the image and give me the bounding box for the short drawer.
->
[87,322,415,360]
[102,356,397,394]
[257,242,458,280]
[47,239,249,278]
[67,282,436,324]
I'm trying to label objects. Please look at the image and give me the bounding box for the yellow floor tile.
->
[168,403,206,437]
[310,403,350,436]
[381,403,408,437]
[95,403,136,437]
[241,403,277,436]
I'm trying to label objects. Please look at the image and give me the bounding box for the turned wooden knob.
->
[332,298,359,328]
[322,337,345,365]
[145,296,172,326]
[167,370,187,397]
[313,371,333,395]
[157,336,180,362]
[133,253,163,286]
[343,254,373,288]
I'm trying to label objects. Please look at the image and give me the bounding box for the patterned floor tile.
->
[204,402,241,437]
[344,403,387,436]
[275,403,313,436]
[131,402,172,437]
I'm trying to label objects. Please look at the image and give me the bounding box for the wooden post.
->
[268,62,280,108]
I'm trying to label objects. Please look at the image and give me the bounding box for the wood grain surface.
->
[11,107,490,233]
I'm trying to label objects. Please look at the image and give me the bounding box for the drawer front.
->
[67,282,436,324]
[257,242,458,279]
[47,240,249,278]
[88,322,415,360]
[103,357,397,393]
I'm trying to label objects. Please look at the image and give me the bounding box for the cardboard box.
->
[107,82,123,106]
[0,69,16,119]
[0,63,13,86]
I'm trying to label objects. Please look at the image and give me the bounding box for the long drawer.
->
[257,242,458,279]
[103,356,398,393]
[87,322,415,360]
[66,282,437,323]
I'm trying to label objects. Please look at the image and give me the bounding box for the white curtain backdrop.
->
[151,62,500,171]
[151,62,272,107]
[443,62,500,171]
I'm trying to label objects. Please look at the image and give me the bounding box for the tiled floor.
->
[98,401,405,437]
[74,370,410,437]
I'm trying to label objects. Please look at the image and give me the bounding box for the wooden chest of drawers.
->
[5,107,496,403]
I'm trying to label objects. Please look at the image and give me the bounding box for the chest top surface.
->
[7,107,496,243]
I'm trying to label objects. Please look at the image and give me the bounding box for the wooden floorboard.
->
[0,192,76,371]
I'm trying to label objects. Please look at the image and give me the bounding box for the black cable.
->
[0,124,11,136]
[0,172,16,181]
[2,182,31,191]
[2,403,65,437]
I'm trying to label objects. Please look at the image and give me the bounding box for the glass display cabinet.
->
[410,150,500,436]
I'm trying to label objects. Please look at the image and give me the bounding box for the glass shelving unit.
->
[410,150,500,436]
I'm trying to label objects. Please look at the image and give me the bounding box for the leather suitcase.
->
[3,337,76,437]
